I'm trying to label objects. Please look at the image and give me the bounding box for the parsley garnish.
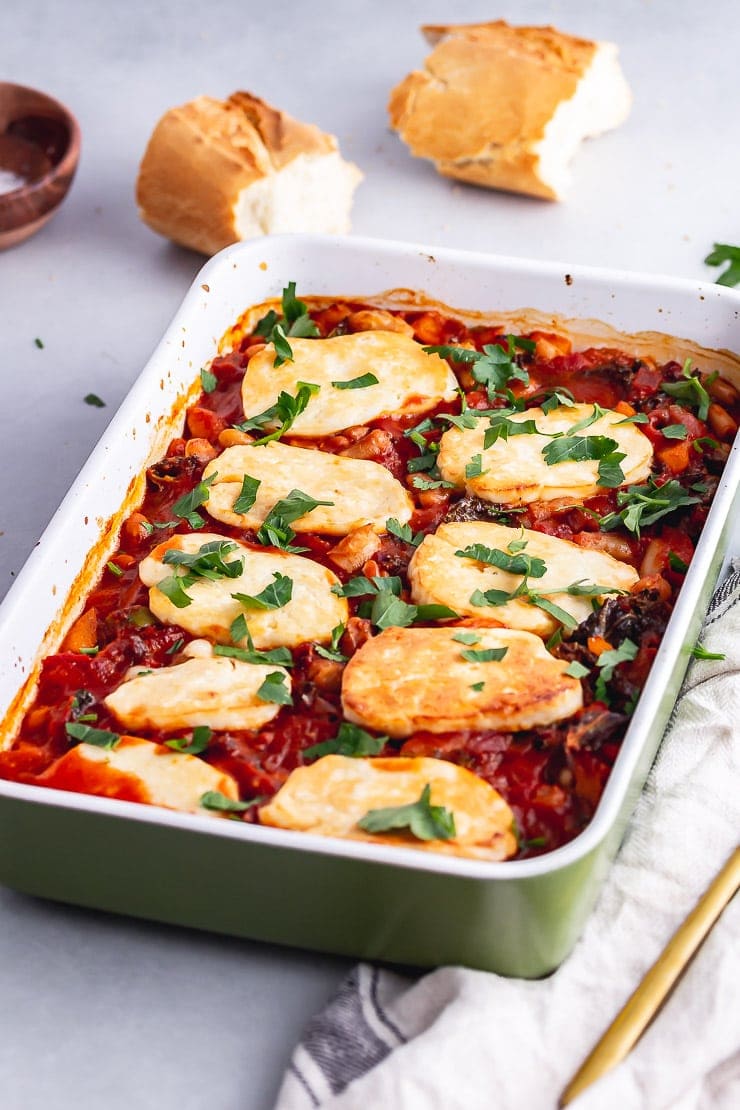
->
[34,337,44,349]
[461,646,508,663]
[157,539,244,608]
[106,560,123,577]
[594,638,639,703]
[165,726,212,755]
[256,671,293,705]
[304,722,387,761]
[257,488,333,552]
[331,373,379,390]
[252,281,320,366]
[667,551,689,573]
[599,477,700,536]
[541,435,626,488]
[662,423,688,440]
[410,475,455,491]
[232,474,261,515]
[690,644,726,661]
[171,472,217,529]
[424,336,532,400]
[358,783,456,841]
[564,660,590,679]
[200,367,217,393]
[214,641,293,667]
[166,638,185,654]
[313,623,348,663]
[238,382,320,445]
[84,393,106,408]
[452,630,481,645]
[200,791,259,813]
[705,243,740,288]
[455,540,547,579]
[471,576,624,631]
[65,722,120,749]
[332,575,403,598]
[483,410,541,448]
[465,454,487,479]
[661,359,714,421]
[470,681,485,692]
[386,518,424,547]
[232,572,293,611]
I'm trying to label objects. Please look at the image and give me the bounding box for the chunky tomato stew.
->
[2,296,738,858]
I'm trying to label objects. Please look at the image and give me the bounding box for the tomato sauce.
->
[2,302,738,858]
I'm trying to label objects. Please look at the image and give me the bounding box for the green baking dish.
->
[0,234,738,978]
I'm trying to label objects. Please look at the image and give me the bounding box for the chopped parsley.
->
[667,551,689,573]
[465,454,487,479]
[661,423,688,440]
[157,539,244,609]
[200,367,217,393]
[106,560,123,577]
[386,518,424,547]
[214,641,293,668]
[470,681,485,692]
[564,660,590,679]
[34,337,44,349]
[461,646,508,663]
[455,539,547,580]
[257,488,333,552]
[410,475,455,491]
[252,281,320,366]
[84,393,106,408]
[199,791,258,813]
[358,783,456,841]
[452,630,481,645]
[303,723,387,761]
[661,359,714,421]
[232,571,293,611]
[705,242,740,288]
[424,336,533,400]
[237,381,320,445]
[690,644,726,661]
[331,373,379,390]
[256,670,293,706]
[594,638,639,703]
[165,726,212,755]
[313,623,348,663]
[541,434,626,488]
[166,637,185,655]
[232,474,261,515]
[171,472,217,529]
[65,722,120,749]
[599,478,700,536]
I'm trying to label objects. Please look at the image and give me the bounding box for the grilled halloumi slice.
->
[259,754,517,861]
[241,331,457,436]
[139,533,347,649]
[41,735,239,816]
[105,653,290,732]
[437,402,652,504]
[203,441,413,534]
[341,625,582,737]
[409,521,638,636]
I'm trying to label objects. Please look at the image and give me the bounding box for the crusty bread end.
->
[136,92,363,255]
[389,21,631,200]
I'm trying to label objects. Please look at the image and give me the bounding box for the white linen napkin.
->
[276,565,740,1110]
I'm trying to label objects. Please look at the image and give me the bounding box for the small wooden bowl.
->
[0,82,81,250]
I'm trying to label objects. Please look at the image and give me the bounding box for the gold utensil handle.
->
[560,846,740,1107]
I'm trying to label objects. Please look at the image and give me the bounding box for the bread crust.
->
[137,91,359,254]
[388,20,625,200]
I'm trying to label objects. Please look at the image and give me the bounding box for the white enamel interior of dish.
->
[0,233,738,881]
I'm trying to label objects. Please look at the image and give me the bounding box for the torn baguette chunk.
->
[241,331,458,437]
[437,402,653,504]
[105,653,289,732]
[341,626,582,738]
[388,20,631,200]
[409,521,639,637]
[259,755,517,861]
[41,736,239,816]
[203,441,413,535]
[139,533,347,649]
[136,91,363,256]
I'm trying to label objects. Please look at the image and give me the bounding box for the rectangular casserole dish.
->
[0,234,738,978]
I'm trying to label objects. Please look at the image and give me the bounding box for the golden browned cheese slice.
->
[341,626,582,737]
[203,441,413,535]
[241,332,457,437]
[139,533,347,649]
[409,521,638,636]
[259,754,517,861]
[437,402,653,504]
